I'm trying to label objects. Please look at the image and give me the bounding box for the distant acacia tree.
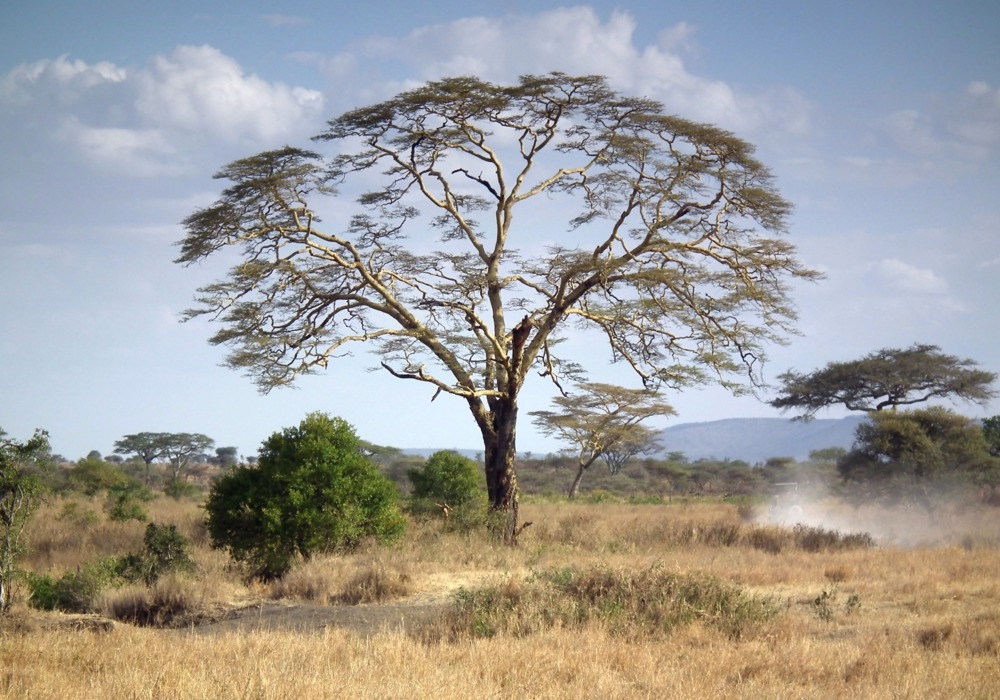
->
[1,428,50,611]
[770,344,997,420]
[530,383,673,499]
[214,446,239,468]
[177,73,819,541]
[160,433,214,496]
[114,432,171,485]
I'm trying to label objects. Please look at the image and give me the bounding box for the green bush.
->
[116,523,196,586]
[25,559,121,613]
[26,523,195,611]
[407,450,483,508]
[67,457,127,496]
[105,481,155,522]
[205,413,406,580]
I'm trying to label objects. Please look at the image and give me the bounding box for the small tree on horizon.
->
[160,433,214,497]
[114,432,172,485]
[530,382,674,499]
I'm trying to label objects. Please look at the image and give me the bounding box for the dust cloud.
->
[754,482,999,549]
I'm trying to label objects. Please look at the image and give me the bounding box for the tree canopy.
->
[770,344,997,420]
[177,73,819,539]
[837,407,999,509]
[530,382,673,498]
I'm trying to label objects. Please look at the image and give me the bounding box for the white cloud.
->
[320,7,813,140]
[877,258,949,295]
[0,55,126,106]
[1,47,324,177]
[135,45,323,142]
[880,82,1000,163]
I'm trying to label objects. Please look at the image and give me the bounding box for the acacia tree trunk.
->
[567,464,588,500]
[484,395,520,544]
[481,315,534,545]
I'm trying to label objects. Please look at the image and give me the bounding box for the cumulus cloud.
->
[880,81,1000,162]
[1,47,324,176]
[134,45,323,142]
[319,7,813,139]
[877,258,949,295]
[0,55,126,106]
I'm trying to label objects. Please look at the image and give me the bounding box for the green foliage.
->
[840,408,996,482]
[25,559,121,613]
[1,428,49,612]
[163,478,201,500]
[407,451,483,508]
[205,413,406,580]
[105,480,155,522]
[983,416,1000,458]
[116,523,196,586]
[26,523,195,612]
[214,446,239,467]
[838,408,1000,508]
[68,457,127,496]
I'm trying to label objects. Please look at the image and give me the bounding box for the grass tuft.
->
[419,565,781,643]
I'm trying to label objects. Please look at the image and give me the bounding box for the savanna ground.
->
[2,494,999,699]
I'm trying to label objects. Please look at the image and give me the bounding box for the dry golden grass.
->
[2,495,998,698]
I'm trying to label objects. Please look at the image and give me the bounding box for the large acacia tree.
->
[177,73,819,541]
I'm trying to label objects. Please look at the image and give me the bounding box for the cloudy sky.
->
[2,1,998,460]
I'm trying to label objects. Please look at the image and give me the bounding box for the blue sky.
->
[2,2,998,460]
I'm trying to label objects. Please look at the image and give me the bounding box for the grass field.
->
[2,495,998,698]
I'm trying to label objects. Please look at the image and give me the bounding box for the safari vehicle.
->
[770,482,804,522]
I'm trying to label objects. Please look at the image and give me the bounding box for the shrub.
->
[100,577,198,627]
[116,523,196,586]
[25,559,121,613]
[407,450,483,508]
[26,523,196,612]
[67,457,127,496]
[336,563,413,604]
[205,413,406,581]
[105,481,155,522]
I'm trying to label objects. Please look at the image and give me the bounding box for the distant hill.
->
[402,415,867,464]
[654,416,866,463]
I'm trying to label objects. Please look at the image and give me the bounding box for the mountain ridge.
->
[401,415,866,463]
